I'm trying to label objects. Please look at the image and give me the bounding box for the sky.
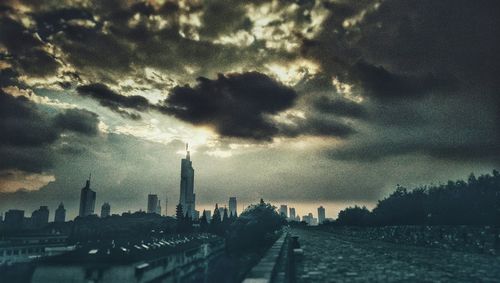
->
[0,0,498,219]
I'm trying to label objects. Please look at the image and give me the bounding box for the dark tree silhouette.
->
[333,170,500,226]
[226,199,285,253]
[199,212,208,232]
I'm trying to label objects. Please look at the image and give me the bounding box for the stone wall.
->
[319,225,500,255]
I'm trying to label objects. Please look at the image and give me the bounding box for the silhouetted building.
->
[302,213,317,225]
[179,143,196,218]
[203,210,211,223]
[54,203,66,223]
[289,207,296,221]
[229,197,237,217]
[318,206,326,224]
[147,194,159,214]
[218,207,225,220]
[0,234,72,264]
[32,206,49,228]
[101,202,111,218]
[79,176,96,217]
[280,205,288,218]
[4,209,24,229]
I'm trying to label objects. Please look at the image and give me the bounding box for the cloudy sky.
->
[0,0,498,219]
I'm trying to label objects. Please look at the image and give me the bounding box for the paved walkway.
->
[292,228,500,282]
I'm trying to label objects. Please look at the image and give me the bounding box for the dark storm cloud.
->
[0,17,59,77]
[302,0,500,99]
[313,96,367,119]
[198,0,251,38]
[76,83,149,119]
[352,61,453,101]
[298,0,500,162]
[0,68,19,88]
[0,90,100,172]
[160,72,297,140]
[54,108,99,136]
[0,91,59,147]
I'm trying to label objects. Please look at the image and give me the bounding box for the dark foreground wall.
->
[317,225,500,255]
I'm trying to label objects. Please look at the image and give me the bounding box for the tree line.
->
[176,199,285,253]
[332,170,500,226]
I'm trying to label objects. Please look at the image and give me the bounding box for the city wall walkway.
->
[291,228,500,282]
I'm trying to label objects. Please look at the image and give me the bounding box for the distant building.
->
[79,176,96,217]
[179,144,196,218]
[101,202,111,218]
[147,194,159,214]
[229,197,237,217]
[318,206,326,224]
[218,207,225,220]
[302,213,318,226]
[32,206,49,228]
[279,205,288,218]
[0,234,72,265]
[54,203,66,223]
[289,207,296,221]
[4,209,24,229]
[203,210,211,223]
[156,200,162,215]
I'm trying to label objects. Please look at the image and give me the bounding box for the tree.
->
[199,212,208,232]
[226,199,285,253]
[210,204,222,235]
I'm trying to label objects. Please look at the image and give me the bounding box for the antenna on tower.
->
[186,142,190,160]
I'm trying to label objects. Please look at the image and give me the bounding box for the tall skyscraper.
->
[54,203,66,223]
[289,207,296,220]
[32,206,49,228]
[280,205,288,218]
[229,197,237,217]
[179,143,196,218]
[79,175,96,217]
[101,202,111,217]
[147,194,159,214]
[318,206,326,224]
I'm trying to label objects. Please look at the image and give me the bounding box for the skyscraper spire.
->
[186,143,190,160]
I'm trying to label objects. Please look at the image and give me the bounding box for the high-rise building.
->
[289,207,296,220]
[4,209,24,228]
[79,176,96,217]
[279,205,288,218]
[179,143,196,218]
[218,207,225,220]
[32,206,49,228]
[229,197,237,217]
[101,202,111,217]
[203,210,211,223]
[147,194,159,214]
[54,203,66,223]
[318,206,326,224]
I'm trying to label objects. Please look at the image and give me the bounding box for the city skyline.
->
[0,0,498,220]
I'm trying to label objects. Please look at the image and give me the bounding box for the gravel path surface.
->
[292,228,500,282]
